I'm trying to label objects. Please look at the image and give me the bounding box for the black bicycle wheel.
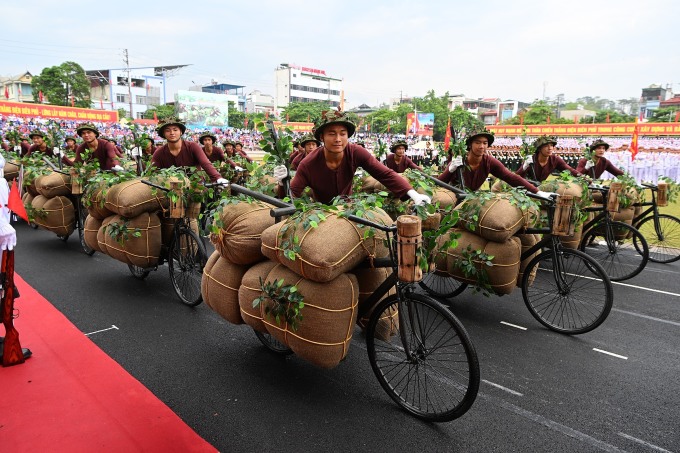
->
[522,248,613,334]
[418,271,468,299]
[128,264,151,280]
[169,226,208,306]
[254,330,293,355]
[634,214,680,264]
[78,207,95,256]
[366,293,480,422]
[579,220,649,281]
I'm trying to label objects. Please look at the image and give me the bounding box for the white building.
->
[0,71,34,103]
[274,63,342,109]
[246,90,275,115]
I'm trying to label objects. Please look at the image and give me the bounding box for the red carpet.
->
[0,275,217,452]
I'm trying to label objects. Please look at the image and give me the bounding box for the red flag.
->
[265,111,269,119]
[546,115,551,124]
[574,116,578,124]
[4,86,8,99]
[8,180,29,223]
[675,111,680,122]
[307,114,310,122]
[153,111,158,121]
[519,112,524,125]
[605,113,610,123]
[71,95,75,107]
[38,90,44,103]
[244,117,249,128]
[286,113,289,122]
[387,123,390,133]
[17,84,22,98]
[630,119,640,161]
[100,98,104,109]
[443,117,452,150]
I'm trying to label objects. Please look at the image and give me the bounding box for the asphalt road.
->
[14,221,680,453]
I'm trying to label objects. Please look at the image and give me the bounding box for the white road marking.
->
[593,348,628,360]
[562,271,680,297]
[500,321,527,330]
[482,379,523,396]
[617,432,674,452]
[84,325,119,336]
[612,308,680,327]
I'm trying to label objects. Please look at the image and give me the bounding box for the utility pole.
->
[124,49,133,119]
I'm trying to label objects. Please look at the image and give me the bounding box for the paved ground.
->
[14,221,680,452]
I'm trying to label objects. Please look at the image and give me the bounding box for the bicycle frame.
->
[632,183,664,240]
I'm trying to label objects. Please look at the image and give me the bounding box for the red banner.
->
[0,101,118,122]
[273,121,314,133]
[488,122,680,136]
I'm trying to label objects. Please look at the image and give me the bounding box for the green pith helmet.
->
[464,125,495,148]
[589,139,610,151]
[64,135,77,143]
[198,131,217,145]
[313,110,356,141]
[222,139,234,147]
[155,116,186,136]
[28,130,45,139]
[299,133,321,147]
[233,140,243,147]
[390,140,408,152]
[532,135,558,153]
[76,123,100,137]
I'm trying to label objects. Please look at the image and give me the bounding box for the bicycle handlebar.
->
[41,156,69,175]
[140,180,170,192]
[270,206,297,217]
[526,192,554,203]
[641,182,657,190]
[346,214,397,233]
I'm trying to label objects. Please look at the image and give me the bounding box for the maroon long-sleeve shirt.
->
[26,144,71,166]
[438,153,538,193]
[290,143,413,204]
[384,153,419,173]
[516,154,580,181]
[575,157,624,179]
[70,140,120,171]
[152,140,221,182]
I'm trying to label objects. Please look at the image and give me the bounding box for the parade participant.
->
[151,118,226,184]
[102,136,124,157]
[24,131,58,158]
[64,135,78,153]
[576,139,624,179]
[290,139,301,165]
[438,126,551,196]
[291,133,321,170]
[222,139,235,158]
[516,135,580,182]
[69,123,124,171]
[274,110,430,205]
[199,131,226,163]
[383,140,420,173]
[233,140,253,163]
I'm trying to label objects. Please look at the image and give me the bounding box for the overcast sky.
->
[2,0,678,108]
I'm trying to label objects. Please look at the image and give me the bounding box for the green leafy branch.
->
[658,176,679,203]
[106,218,142,246]
[253,278,305,331]
[452,246,495,297]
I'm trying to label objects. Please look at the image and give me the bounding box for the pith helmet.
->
[155,116,186,136]
[313,110,356,141]
[390,140,408,152]
[76,123,100,137]
[589,139,610,151]
[532,135,557,153]
[464,125,495,148]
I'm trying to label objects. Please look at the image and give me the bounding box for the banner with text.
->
[0,101,118,122]
[273,122,314,133]
[488,123,680,136]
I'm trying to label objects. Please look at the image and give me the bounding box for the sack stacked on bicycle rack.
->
[360,174,408,193]
[431,188,458,209]
[104,177,172,219]
[96,212,162,267]
[259,264,359,369]
[35,171,71,198]
[515,233,541,287]
[455,193,539,243]
[84,181,115,220]
[160,217,199,247]
[210,200,276,265]
[201,250,248,325]
[538,181,588,249]
[83,215,102,253]
[438,228,522,295]
[351,267,398,340]
[30,194,75,237]
[260,207,392,283]
[238,260,279,333]
[3,161,20,181]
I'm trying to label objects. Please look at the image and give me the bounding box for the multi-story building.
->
[245,90,275,115]
[193,82,246,112]
[640,84,672,119]
[0,71,34,103]
[274,63,342,109]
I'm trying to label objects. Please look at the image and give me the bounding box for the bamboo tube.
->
[607,182,622,213]
[657,182,668,207]
[397,215,422,282]
[552,195,575,237]
[168,179,184,218]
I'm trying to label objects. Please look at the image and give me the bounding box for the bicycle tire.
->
[418,271,468,299]
[522,248,613,334]
[128,264,151,280]
[579,220,649,281]
[78,206,95,256]
[169,226,208,307]
[254,330,293,355]
[634,214,680,264]
[366,293,480,422]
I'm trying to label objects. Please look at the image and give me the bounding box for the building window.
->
[136,95,147,105]
[116,93,127,103]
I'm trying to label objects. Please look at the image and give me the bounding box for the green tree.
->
[590,109,636,123]
[447,106,483,145]
[282,101,332,123]
[117,108,129,120]
[31,61,90,108]
[649,107,679,123]
[504,100,555,125]
[364,108,397,133]
[143,104,176,120]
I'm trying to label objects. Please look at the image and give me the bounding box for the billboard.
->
[488,123,680,136]
[0,101,118,122]
[406,112,435,136]
[175,90,232,129]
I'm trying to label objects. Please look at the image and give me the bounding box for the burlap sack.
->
[539,180,583,199]
[83,215,102,253]
[202,251,248,325]
[160,217,199,247]
[361,174,408,193]
[22,192,34,211]
[432,188,459,209]
[238,260,279,333]
[516,233,541,287]
[97,216,116,255]
[104,178,170,218]
[85,182,115,220]
[456,194,538,243]
[4,162,20,181]
[102,212,162,267]
[351,267,398,340]
[261,265,359,369]
[26,180,39,197]
[32,195,75,237]
[443,229,521,295]
[35,172,71,198]
[210,200,275,265]
[261,207,392,283]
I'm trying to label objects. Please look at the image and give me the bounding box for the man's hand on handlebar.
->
[407,189,431,206]
[536,190,558,200]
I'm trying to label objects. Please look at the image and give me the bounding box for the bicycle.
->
[225,182,480,422]
[631,182,680,264]
[578,185,649,281]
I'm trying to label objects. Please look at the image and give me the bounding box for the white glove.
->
[407,189,431,206]
[13,145,21,152]
[536,190,557,200]
[53,147,64,157]
[111,165,124,172]
[0,222,17,251]
[584,160,595,170]
[216,178,228,186]
[273,165,288,185]
[522,155,533,170]
[234,166,244,171]
[130,146,141,157]
[448,156,464,172]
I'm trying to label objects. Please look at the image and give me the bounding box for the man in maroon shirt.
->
[25,131,56,157]
[384,140,420,173]
[516,135,580,182]
[222,140,235,158]
[291,134,320,170]
[151,118,225,184]
[576,139,624,179]
[438,126,553,197]
[274,110,429,205]
[233,141,253,163]
[64,135,78,153]
[65,123,122,171]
